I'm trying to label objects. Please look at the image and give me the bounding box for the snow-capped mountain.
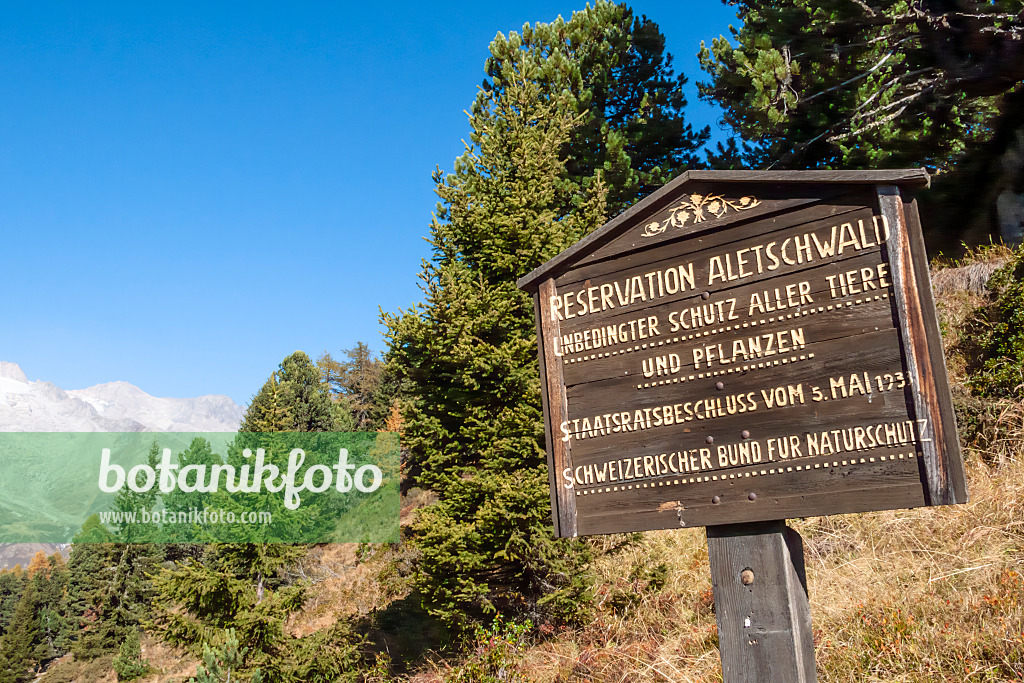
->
[0,361,243,432]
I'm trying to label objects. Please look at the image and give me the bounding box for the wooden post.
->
[707,521,817,682]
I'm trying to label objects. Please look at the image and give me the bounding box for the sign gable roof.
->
[517,168,930,292]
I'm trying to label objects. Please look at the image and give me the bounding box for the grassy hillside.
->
[40,247,1024,682]
[362,245,1023,682]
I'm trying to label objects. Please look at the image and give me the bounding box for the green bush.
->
[968,248,1024,399]
[111,628,149,681]
[444,617,533,683]
[191,629,261,683]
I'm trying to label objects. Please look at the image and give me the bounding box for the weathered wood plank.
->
[575,185,864,267]
[537,279,576,537]
[902,197,968,503]
[683,169,928,187]
[577,482,927,534]
[549,211,889,346]
[573,450,926,533]
[534,292,563,537]
[560,286,899,390]
[707,522,817,682]
[559,244,892,332]
[573,445,923,502]
[555,247,896,377]
[563,326,909,434]
[565,394,914,474]
[555,197,877,291]
[878,186,963,505]
[518,170,929,291]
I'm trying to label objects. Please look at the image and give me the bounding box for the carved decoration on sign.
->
[641,193,761,237]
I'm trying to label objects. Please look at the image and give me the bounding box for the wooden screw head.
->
[715,381,725,390]
[701,291,711,300]
[748,492,757,501]
[741,430,751,439]
[712,495,722,504]
[740,569,755,585]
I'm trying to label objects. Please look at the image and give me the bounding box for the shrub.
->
[111,629,149,681]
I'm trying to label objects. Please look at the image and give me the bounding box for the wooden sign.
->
[518,170,967,538]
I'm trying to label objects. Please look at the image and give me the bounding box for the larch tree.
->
[315,344,387,431]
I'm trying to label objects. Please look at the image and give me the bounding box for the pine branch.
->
[801,48,900,104]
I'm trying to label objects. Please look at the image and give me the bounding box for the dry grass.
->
[803,455,1024,681]
[451,453,1022,683]
[39,250,1024,682]
[287,543,390,634]
[39,635,198,683]
[395,251,1024,682]
[930,243,1014,299]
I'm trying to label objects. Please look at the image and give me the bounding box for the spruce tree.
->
[65,541,160,660]
[31,554,69,667]
[0,580,42,683]
[111,627,149,681]
[111,440,161,543]
[150,354,365,681]
[383,1,705,630]
[191,629,262,683]
[0,570,25,637]
[63,532,120,660]
[240,352,336,432]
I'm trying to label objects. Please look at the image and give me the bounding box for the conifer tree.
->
[151,548,304,681]
[241,352,335,432]
[241,372,292,432]
[111,440,161,542]
[698,0,1023,172]
[30,554,68,667]
[111,627,149,681]
[0,570,25,637]
[337,343,383,430]
[384,47,606,627]
[191,629,262,683]
[697,1,1024,250]
[151,355,365,681]
[383,1,705,630]
[65,540,160,661]
[316,345,389,431]
[482,1,709,215]
[0,579,42,683]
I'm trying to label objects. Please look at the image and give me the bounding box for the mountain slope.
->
[0,361,242,432]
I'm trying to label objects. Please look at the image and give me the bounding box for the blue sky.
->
[2,1,739,406]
